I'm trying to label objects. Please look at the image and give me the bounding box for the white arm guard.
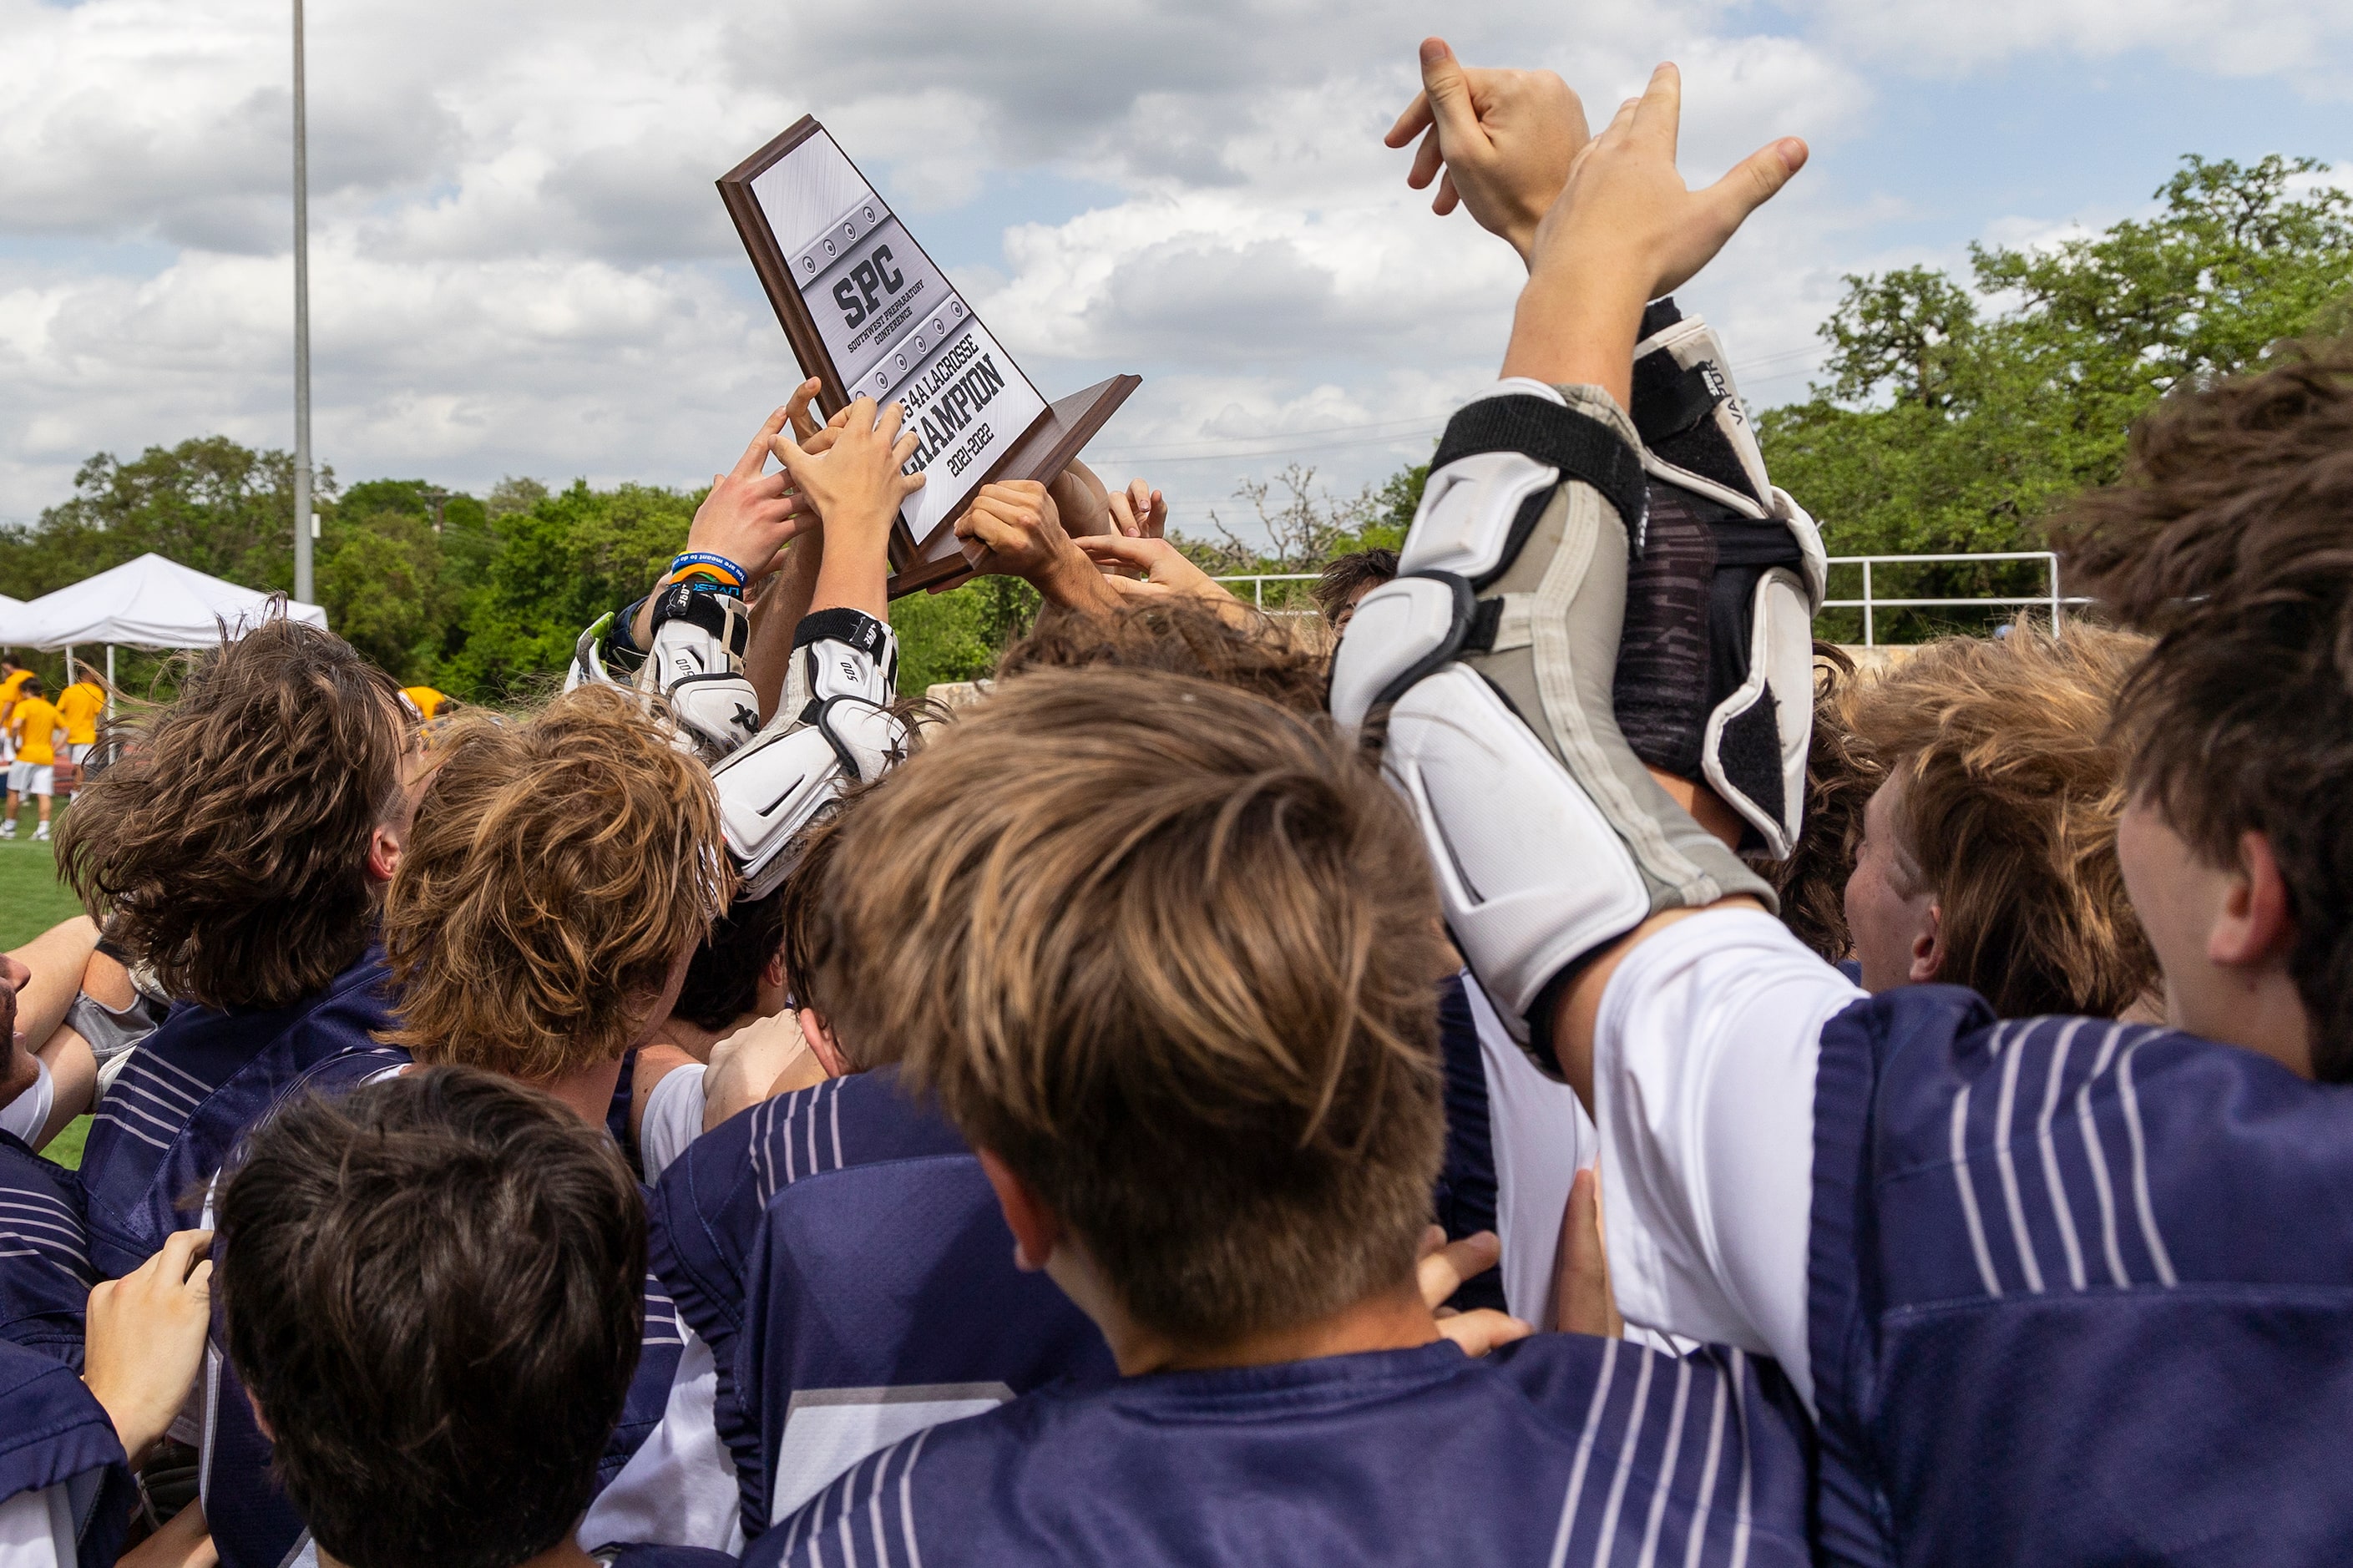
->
[639,585,762,760]
[707,609,906,898]
[1617,302,1827,858]
[1329,381,1775,1075]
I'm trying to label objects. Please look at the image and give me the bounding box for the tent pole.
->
[105,646,115,767]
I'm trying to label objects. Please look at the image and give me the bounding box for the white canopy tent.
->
[0,555,330,762]
[9,554,327,650]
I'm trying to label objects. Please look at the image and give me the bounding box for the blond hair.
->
[1847,620,2156,1018]
[822,668,1450,1344]
[382,686,728,1080]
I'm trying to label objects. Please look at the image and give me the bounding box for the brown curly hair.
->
[382,686,729,1080]
[56,619,407,1011]
[995,598,1328,715]
[2054,345,2353,1076]
[1846,621,2157,1019]
[1756,643,1878,962]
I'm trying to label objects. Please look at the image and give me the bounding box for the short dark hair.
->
[828,670,1450,1344]
[996,598,1328,715]
[18,678,42,699]
[2056,346,2353,1076]
[673,885,787,1034]
[55,620,407,1010]
[1312,549,1399,624]
[217,1067,645,1568]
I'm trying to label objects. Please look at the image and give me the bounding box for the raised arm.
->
[1329,61,1829,1387]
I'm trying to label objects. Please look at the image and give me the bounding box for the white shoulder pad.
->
[707,697,908,899]
[1328,575,1470,734]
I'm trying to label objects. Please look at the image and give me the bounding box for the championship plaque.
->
[721,119,1141,596]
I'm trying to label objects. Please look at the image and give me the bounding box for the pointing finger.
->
[733,407,788,479]
[1629,63,1681,160]
[1385,89,1434,149]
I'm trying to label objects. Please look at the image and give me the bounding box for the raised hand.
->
[1385,38,1588,266]
[773,397,925,619]
[85,1227,214,1467]
[1533,63,1806,309]
[955,480,1121,612]
[1070,535,1239,610]
[691,380,823,581]
[1107,478,1167,540]
[1505,63,1805,397]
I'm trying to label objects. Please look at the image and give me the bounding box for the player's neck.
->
[1112,1281,1443,1378]
[529,1056,629,1127]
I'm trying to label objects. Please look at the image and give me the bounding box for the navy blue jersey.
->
[0,1338,136,1566]
[649,1070,967,1521]
[751,1335,1812,1568]
[0,1130,94,1367]
[610,1047,643,1178]
[81,949,397,1279]
[737,1152,1115,1537]
[1810,989,2353,1565]
[1430,972,1506,1313]
[200,1044,685,1568]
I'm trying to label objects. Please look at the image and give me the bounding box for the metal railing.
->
[1211,573,1322,616]
[1217,554,2094,646]
[1824,551,2091,647]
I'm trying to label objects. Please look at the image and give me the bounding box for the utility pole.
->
[291,0,315,604]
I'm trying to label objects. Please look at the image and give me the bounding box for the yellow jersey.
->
[0,670,28,721]
[402,685,452,721]
[55,682,104,746]
[11,698,63,766]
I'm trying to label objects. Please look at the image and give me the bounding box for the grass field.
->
[2,811,96,1166]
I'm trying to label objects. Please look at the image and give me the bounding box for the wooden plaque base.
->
[887,372,1145,598]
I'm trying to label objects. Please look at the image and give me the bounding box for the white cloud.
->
[0,0,2336,537]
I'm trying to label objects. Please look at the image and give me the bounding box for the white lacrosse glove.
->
[1613,301,1826,858]
[1329,379,1779,1074]
[708,609,908,898]
[637,584,762,760]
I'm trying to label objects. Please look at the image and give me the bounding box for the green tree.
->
[0,437,322,600]
[1762,154,2353,636]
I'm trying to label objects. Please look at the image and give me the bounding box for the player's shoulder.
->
[0,1337,125,1507]
[0,1132,93,1364]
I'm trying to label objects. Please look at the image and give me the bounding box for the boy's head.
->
[997,598,1329,716]
[670,885,788,1035]
[382,685,727,1081]
[1313,549,1400,632]
[776,810,860,1075]
[19,678,43,701]
[217,1066,644,1568]
[56,620,410,1010]
[825,668,1450,1348]
[2058,347,2353,1077]
[1841,621,2157,1018]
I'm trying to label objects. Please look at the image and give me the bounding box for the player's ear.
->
[1907,902,1945,985]
[798,1008,850,1078]
[2211,829,2295,971]
[974,1148,1061,1272]
[366,821,402,883]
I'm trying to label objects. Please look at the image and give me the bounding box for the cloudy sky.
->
[2,0,2349,540]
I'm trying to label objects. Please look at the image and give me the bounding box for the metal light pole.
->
[291,0,315,604]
